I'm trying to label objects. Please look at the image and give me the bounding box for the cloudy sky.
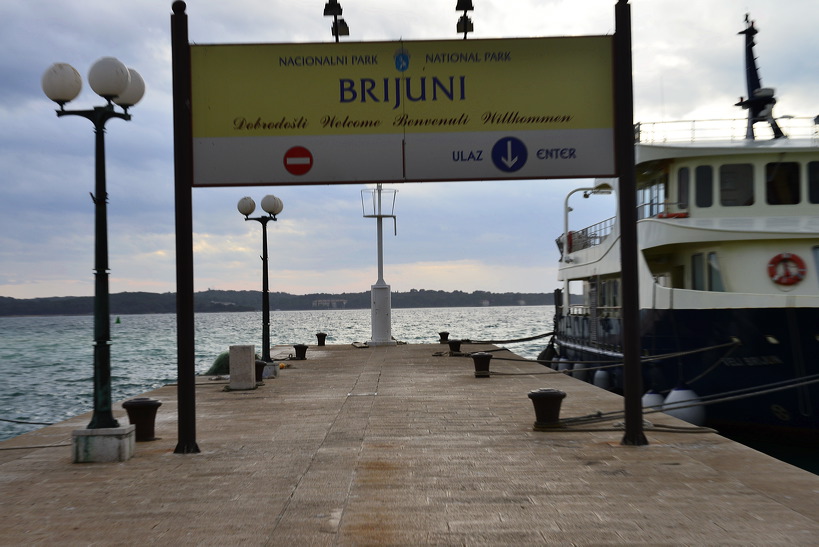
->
[1,0,817,299]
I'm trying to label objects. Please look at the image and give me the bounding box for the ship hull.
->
[554,306,819,443]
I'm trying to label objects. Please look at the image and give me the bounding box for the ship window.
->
[599,279,620,308]
[678,167,690,209]
[695,166,713,207]
[610,279,619,307]
[637,181,666,219]
[691,253,705,290]
[809,162,819,203]
[766,162,800,204]
[707,252,725,291]
[720,163,754,206]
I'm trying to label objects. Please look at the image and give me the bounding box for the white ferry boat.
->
[548,16,819,442]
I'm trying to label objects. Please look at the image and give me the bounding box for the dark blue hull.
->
[554,307,819,443]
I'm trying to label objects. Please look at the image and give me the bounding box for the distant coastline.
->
[0,289,563,317]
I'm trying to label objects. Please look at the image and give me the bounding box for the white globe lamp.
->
[88,57,130,100]
[42,63,82,105]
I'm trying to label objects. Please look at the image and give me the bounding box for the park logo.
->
[394,48,410,72]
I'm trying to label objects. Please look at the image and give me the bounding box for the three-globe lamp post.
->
[41,57,145,429]
[238,195,284,363]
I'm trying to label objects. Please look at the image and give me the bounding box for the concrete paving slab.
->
[1,343,818,545]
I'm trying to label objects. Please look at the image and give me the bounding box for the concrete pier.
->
[1,343,817,544]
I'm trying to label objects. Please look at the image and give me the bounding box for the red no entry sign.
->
[283,146,313,176]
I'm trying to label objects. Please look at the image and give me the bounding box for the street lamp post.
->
[324,0,349,42]
[238,195,284,363]
[42,58,145,430]
[456,0,474,39]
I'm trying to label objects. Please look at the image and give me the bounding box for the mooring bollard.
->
[122,398,162,442]
[438,331,450,343]
[527,388,567,430]
[293,344,308,360]
[316,332,327,346]
[471,352,492,378]
[255,359,268,383]
[447,339,461,353]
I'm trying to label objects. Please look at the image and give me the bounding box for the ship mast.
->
[735,15,785,140]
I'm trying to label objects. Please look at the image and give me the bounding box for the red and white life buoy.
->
[767,253,807,286]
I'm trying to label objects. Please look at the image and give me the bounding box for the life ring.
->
[767,253,807,286]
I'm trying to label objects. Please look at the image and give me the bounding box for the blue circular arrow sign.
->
[491,137,527,172]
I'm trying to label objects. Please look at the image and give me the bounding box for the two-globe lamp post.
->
[41,58,145,429]
[456,0,474,39]
[238,195,284,363]
[324,0,349,42]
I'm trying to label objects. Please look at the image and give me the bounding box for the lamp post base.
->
[72,425,135,463]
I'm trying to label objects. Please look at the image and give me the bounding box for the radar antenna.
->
[735,15,785,140]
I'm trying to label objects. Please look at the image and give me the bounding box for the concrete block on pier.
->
[229,344,257,390]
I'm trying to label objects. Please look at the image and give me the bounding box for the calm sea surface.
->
[0,306,553,441]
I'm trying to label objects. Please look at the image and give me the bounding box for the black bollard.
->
[447,339,461,353]
[471,352,492,378]
[527,389,567,430]
[122,398,162,442]
[255,359,268,382]
[438,331,450,343]
[316,332,327,346]
[293,344,308,360]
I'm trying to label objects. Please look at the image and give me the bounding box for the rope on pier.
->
[477,339,742,378]
[0,443,71,451]
[457,332,553,345]
[538,420,718,434]
[0,417,54,425]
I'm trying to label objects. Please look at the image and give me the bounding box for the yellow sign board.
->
[190,37,614,185]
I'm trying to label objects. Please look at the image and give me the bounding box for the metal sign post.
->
[171,0,199,454]
[614,0,647,446]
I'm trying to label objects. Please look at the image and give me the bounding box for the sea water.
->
[0,306,553,441]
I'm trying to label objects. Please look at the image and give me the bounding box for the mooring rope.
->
[541,420,718,434]
[683,341,740,385]
[0,417,54,426]
[470,339,742,377]
[558,373,819,426]
[0,443,71,451]
[457,331,553,345]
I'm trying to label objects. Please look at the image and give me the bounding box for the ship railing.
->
[637,201,663,220]
[560,200,689,255]
[637,200,692,220]
[635,116,819,144]
[557,216,615,254]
